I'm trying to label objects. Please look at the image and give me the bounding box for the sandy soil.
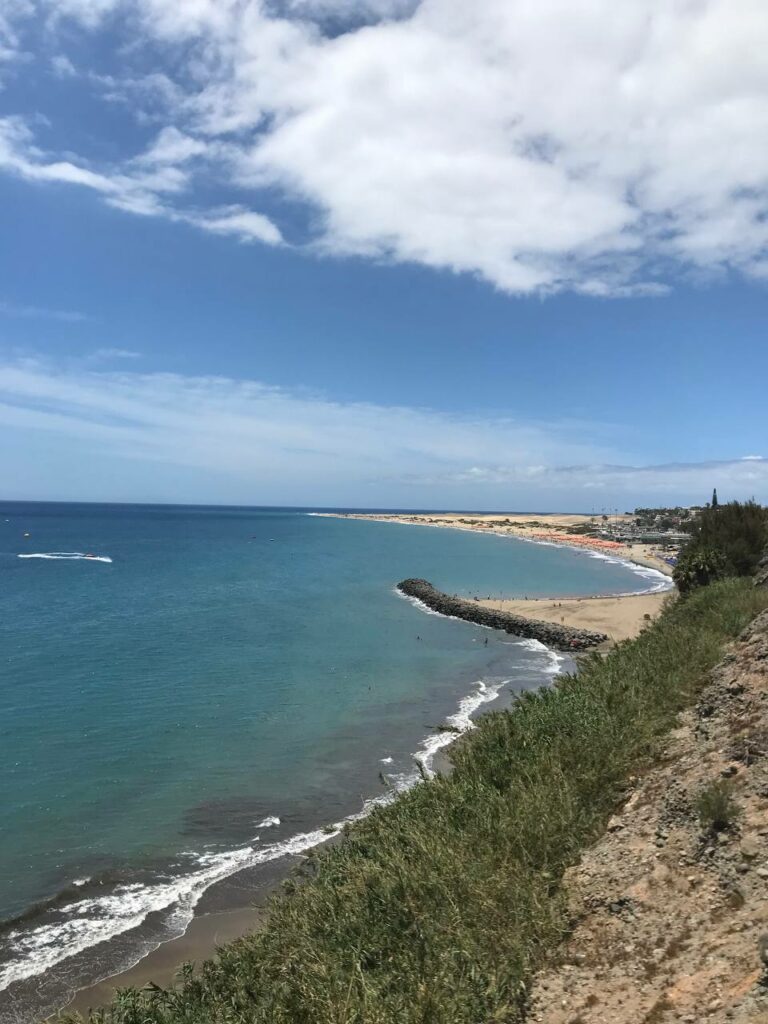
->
[477,591,672,644]
[528,609,768,1024]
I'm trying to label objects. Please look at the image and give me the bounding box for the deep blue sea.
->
[0,503,668,1021]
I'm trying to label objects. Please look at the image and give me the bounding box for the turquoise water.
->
[0,503,666,1020]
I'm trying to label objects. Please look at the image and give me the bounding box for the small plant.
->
[695,779,741,833]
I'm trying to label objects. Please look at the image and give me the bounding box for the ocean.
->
[0,503,668,1022]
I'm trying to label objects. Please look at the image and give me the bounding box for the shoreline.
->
[63,906,268,1016]
[60,649,570,1019]
[54,513,671,1018]
[318,511,676,644]
[398,578,609,650]
[478,590,671,645]
[312,510,675,579]
[56,582,768,1024]
[59,655,552,1018]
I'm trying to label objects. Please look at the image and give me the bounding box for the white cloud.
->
[0,298,90,322]
[133,126,207,166]
[0,115,282,243]
[417,459,768,499]
[1,1,768,294]
[89,347,141,360]
[284,0,418,19]
[50,54,76,77]
[182,206,283,244]
[0,0,31,67]
[0,358,764,505]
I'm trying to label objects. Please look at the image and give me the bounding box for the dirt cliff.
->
[527,609,768,1024]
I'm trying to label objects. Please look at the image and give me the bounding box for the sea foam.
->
[0,636,556,997]
[17,552,112,564]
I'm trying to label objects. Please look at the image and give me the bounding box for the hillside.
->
[68,579,768,1024]
[529,608,768,1022]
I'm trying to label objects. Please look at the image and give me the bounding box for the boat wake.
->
[17,552,112,564]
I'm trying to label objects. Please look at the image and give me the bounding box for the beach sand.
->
[64,511,675,1015]
[318,511,677,645]
[63,906,266,1017]
[478,591,671,644]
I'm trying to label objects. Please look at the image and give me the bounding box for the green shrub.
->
[695,780,741,833]
[675,500,767,594]
[70,579,768,1024]
[673,545,728,593]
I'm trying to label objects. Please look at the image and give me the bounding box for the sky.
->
[0,0,766,510]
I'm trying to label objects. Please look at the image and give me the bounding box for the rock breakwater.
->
[397,578,608,650]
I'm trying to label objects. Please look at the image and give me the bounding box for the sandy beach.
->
[477,591,671,644]
[318,511,676,644]
[64,907,266,1016]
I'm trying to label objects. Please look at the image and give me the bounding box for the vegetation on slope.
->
[674,499,768,594]
[70,578,768,1024]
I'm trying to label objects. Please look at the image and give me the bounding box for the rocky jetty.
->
[397,578,608,651]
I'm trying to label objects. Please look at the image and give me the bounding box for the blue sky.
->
[0,0,766,509]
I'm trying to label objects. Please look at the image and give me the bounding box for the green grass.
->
[68,579,768,1024]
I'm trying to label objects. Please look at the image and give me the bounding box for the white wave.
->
[414,634,567,784]
[580,550,673,594]
[499,532,671,598]
[0,637,554,996]
[0,667,503,993]
[512,637,568,676]
[380,756,393,764]
[411,677,508,781]
[0,799,391,993]
[395,588,491,625]
[509,534,673,595]
[17,552,112,564]
[395,590,448,618]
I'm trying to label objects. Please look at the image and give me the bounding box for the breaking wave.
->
[0,635,557,1008]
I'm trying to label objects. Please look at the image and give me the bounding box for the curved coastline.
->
[398,578,608,650]
[317,512,675,642]
[9,512,656,1021]
[311,510,675,594]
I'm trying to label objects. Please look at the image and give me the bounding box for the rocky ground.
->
[527,608,768,1024]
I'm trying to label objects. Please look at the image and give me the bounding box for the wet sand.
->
[63,906,267,1016]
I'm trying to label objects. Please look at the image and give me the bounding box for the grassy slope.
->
[71,579,768,1024]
